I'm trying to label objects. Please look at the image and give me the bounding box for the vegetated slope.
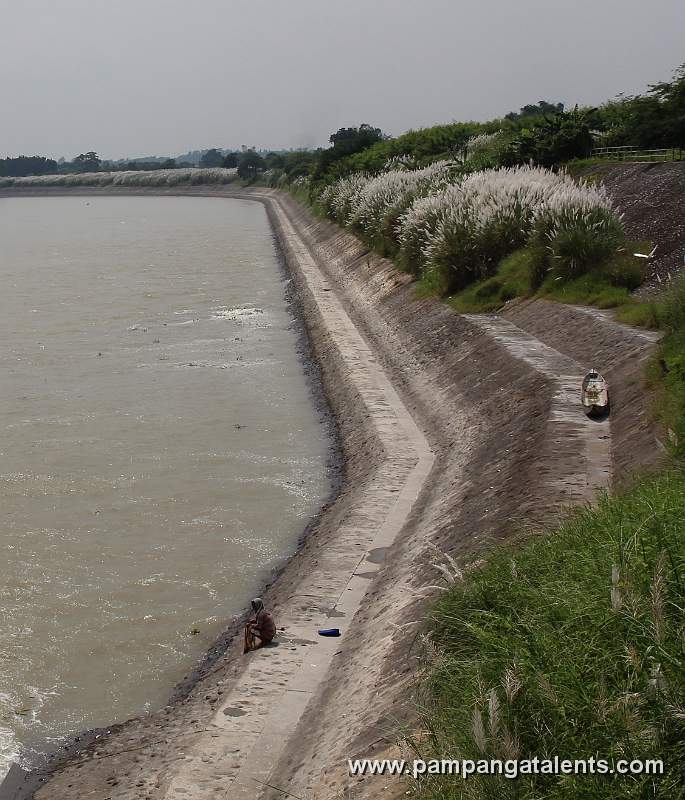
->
[421,472,685,800]
[585,162,685,292]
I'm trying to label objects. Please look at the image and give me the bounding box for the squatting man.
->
[243,597,276,653]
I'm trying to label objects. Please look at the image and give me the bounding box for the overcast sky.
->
[1,0,682,160]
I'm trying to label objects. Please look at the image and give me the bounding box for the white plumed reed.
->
[3,168,238,189]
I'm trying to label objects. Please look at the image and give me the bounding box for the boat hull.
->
[581,370,610,419]
[584,400,610,419]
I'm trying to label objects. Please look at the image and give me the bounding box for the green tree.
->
[329,124,384,155]
[505,100,564,121]
[73,151,101,171]
[513,108,593,166]
[222,152,239,168]
[160,158,176,169]
[281,150,317,179]
[313,123,385,180]
[649,64,685,147]
[592,65,685,149]
[199,148,224,168]
[264,152,285,169]
[237,150,266,179]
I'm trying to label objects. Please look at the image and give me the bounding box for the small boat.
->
[581,369,610,418]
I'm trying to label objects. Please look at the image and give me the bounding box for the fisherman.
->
[243,598,276,653]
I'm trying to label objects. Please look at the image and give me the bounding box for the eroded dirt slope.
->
[583,161,685,292]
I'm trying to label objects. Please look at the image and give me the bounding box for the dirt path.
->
[0,187,662,800]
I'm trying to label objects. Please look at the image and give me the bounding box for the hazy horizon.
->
[1,0,682,161]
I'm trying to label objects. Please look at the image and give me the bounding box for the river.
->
[0,194,331,778]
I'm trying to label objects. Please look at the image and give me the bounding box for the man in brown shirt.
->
[243,598,276,653]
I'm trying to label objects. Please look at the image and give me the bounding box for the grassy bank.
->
[414,473,685,799]
[640,279,685,458]
[411,275,685,799]
[445,244,647,315]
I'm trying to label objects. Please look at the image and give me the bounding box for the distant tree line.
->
[197,147,267,178]
[0,155,58,177]
[195,147,274,180]
[0,152,104,177]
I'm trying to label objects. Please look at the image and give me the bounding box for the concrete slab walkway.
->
[463,314,612,504]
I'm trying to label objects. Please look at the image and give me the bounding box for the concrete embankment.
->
[0,186,661,800]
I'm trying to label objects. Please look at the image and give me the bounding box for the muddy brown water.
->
[0,195,332,778]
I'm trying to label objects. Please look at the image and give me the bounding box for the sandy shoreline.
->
[0,186,662,800]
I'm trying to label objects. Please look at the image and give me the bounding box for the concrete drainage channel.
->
[463,314,612,503]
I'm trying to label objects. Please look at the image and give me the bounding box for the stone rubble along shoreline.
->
[0,186,661,800]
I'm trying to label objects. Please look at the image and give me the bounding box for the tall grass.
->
[346,160,454,242]
[461,130,514,170]
[315,165,624,296]
[318,172,371,224]
[418,167,565,293]
[462,131,504,157]
[642,275,685,459]
[0,167,238,189]
[415,474,685,799]
[532,184,625,280]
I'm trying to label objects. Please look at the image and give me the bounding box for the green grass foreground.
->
[415,474,685,800]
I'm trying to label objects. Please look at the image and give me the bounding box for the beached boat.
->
[581,369,610,418]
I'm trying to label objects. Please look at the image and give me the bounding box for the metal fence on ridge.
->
[591,146,684,162]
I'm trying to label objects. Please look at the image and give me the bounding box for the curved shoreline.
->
[0,186,661,800]
[1,186,437,799]
[0,187,348,796]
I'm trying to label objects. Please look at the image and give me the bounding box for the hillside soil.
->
[580,161,685,293]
